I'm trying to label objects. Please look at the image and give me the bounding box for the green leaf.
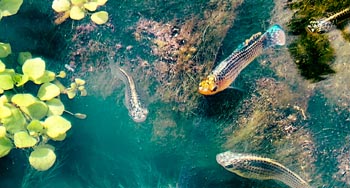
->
[84,2,98,11]
[1,104,26,133]
[14,131,37,148]
[0,43,11,58]
[33,70,56,84]
[0,73,14,90]
[70,6,85,20]
[0,126,6,138]
[27,119,44,133]
[0,0,23,17]
[91,11,108,25]
[15,74,29,86]
[11,93,37,107]
[21,101,48,120]
[17,52,32,65]
[29,146,56,171]
[46,98,64,116]
[52,0,71,13]
[71,0,85,6]
[0,60,5,72]
[37,83,60,101]
[0,105,11,118]
[0,137,13,158]
[22,58,46,80]
[43,115,71,139]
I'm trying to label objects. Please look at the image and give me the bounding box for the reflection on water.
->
[1,0,350,187]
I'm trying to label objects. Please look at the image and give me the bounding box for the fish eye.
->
[225,164,234,169]
[212,86,217,92]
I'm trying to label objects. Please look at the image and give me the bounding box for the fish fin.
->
[263,24,286,48]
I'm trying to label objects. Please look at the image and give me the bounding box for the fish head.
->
[198,75,219,95]
[216,151,248,171]
[130,107,149,123]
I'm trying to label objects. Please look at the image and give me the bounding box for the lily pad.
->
[66,88,76,99]
[51,133,66,141]
[0,0,23,17]
[17,52,32,65]
[84,2,98,11]
[70,6,85,20]
[91,11,108,25]
[46,98,64,116]
[52,0,71,13]
[0,73,14,90]
[0,43,11,58]
[14,131,37,148]
[0,126,6,138]
[21,101,48,120]
[43,115,71,139]
[71,0,85,6]
[0,60,5,72]
[0,137,13,158]
[0,105,12,118]
[37,83,60,101]
[1,104,26,133]
[22,58,46,80]
[33,70,56,84]
[29,146,56,171]
[27,119,44,133]
[11,93,37,107]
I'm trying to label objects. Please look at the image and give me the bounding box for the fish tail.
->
[263,24,286,48]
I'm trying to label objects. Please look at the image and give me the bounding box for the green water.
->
[1,0,350,188]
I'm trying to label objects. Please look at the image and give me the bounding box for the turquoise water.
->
[1,0,350,188]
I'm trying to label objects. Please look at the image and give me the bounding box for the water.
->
[1,0,350,187]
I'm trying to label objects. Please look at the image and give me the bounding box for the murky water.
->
[1,0,350,188]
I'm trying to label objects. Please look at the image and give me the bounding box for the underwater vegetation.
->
[286,0,350,81]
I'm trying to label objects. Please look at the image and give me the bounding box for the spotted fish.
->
[198,24,286,95]
[109,58,148,122]
[216,151,311,188]
[307,8,350,34]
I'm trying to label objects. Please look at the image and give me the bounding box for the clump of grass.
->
[286,0,350,81]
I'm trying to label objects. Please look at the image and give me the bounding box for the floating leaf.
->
[70,6,85,20]
[1,105,26,133]
[0,126,6,138]
[75,78,85,85]
[27,119,44,133]
[0,0,23,17]
[29,146,56,171]
[43,115,71,139]
[46,98,64,116]
[80,88,87,96]
[0,137,13,158]
[37,83,60,101]
[0,43,11,58]
[33,70,56,84]
[21,101,48,120]
[71,0,85,5]
[22,58,46,80]
[52,0,71,13]
[91,11,108,25]
[56,71,66,78]
[66,88,76,99]
[15,74,29,86]
[0,60,5,72]
[14,131,37,148]
[17,52,32,65]
[11,93,37,107]
[0,105,12,118]
[84,2,98,11]
[51,133,66,141]
[0,73,14,90]
[96,0,107,6]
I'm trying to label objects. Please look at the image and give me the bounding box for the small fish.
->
[109,58,148,123]
[64,64,75,72]
[307,8,350,34]
[216,151,311,188]
[198,24,286,95]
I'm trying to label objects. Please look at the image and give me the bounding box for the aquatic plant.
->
[0,45,86,171]
[287,0,350,81]
[52,0,109,25]
[0,0,23,21]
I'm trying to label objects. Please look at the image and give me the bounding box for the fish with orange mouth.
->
[198,24,286,95]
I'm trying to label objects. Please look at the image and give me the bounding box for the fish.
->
[216,151,311,188]
[198,24,286,95]
[307,8,350,34]
[109,58,148,123]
